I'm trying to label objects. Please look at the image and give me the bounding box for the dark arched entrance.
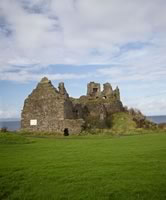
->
[64,128,69,136]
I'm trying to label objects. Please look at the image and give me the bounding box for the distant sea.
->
[146,116,166,124]
[0,121,20,131]
[0,116,166,131]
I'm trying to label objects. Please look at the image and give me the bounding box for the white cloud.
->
[124,96,166,116]
[0,0,166,116]
[97,40,166,83]
[0,71,92,82]
[0,0,166,69]
[0,108,20,119]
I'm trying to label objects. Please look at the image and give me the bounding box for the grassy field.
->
[0,133,166,200]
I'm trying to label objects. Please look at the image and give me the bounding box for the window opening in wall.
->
[75,110,79,118]
[93,88,98,93]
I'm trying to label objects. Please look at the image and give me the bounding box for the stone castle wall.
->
[21,77,84,134]
[21,77,124,134]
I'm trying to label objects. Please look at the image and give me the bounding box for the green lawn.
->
[0,133,166,200]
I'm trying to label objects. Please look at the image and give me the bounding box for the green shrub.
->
[0,127,8,132]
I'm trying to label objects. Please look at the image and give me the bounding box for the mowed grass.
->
[0,133,166,200]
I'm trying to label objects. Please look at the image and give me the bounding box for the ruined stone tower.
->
[87,82,101,97]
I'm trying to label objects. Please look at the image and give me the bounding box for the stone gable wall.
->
[21,77,79,133]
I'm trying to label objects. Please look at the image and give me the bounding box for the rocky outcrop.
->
[127,108,157,129]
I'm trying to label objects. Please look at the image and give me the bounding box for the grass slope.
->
[111,112,137,133]
[0,133,166,199]
[0,133,34,144]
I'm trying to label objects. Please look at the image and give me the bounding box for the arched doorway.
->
[64,128,69,136]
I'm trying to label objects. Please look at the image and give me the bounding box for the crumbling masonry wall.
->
[21,78,124,134]
[21,77,84,134]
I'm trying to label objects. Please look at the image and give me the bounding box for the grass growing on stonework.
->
[0,132,166,200]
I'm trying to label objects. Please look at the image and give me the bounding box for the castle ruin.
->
[21,77,124,134]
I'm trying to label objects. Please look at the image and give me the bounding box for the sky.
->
[0,0,166,119]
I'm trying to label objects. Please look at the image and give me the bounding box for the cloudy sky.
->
[0,0,166,119]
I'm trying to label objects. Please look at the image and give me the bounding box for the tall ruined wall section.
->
[21,77,84,134]
[21,77,64,132]
[72,82,124,128]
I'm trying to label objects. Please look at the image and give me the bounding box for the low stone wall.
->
[63,119,85,135]
[21,118,84,135]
